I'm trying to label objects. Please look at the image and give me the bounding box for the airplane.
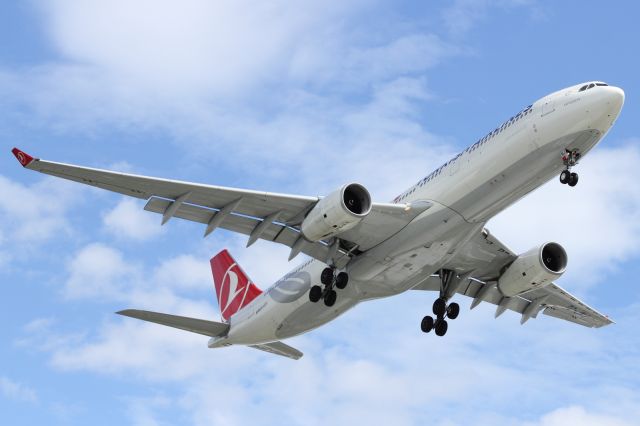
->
[11,81,624,360]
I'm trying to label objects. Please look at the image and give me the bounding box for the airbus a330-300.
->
[12,81,624,359]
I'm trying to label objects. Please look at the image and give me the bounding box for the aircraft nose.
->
[605,86,625,117]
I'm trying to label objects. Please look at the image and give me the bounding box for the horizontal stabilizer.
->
[250,341,303,360]
[117,309,229,337]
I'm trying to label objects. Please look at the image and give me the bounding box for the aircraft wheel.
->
[433,297,447,317]
[309,285,322,303]
[446,302,460,319]
[335,272,349,289]
[568,172,579,187]
[320,267,334,285]
[421,315,434,333]
[324,289,337,307]
[560,170,570,184]
[434,319,448,336]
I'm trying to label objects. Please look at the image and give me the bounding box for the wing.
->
[249,341,303,360]
[12,148,428,266]
[413,229,613,328]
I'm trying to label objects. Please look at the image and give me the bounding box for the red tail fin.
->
[210,249,262,321]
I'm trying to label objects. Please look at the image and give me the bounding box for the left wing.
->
[413,229,613,328]
[12,148,428,266]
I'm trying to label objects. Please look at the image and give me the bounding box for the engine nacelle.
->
[301,183,372,242]
[498,242,568,297]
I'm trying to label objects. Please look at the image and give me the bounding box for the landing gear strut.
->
[560,149,580,187]
[421,269,462,337]
[309,267,349,307]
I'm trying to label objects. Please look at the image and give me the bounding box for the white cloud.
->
[0,174,80,244]
[152,254,211,290]
[1,2,460,169]
[61,241,219,317]
[103,198,163,241]
[442,0,534,36]
[64,242,140,300]
[0,376,38,403]
[126,396,172,426]
[38,0,363,98]
[526,405,634,426]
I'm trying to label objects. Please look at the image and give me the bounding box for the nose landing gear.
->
[559,149,581,187]
[309,267,349,307]
[421,269,465,337]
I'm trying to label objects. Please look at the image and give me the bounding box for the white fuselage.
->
[210,82,624,348]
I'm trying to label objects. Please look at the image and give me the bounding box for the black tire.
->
[421,315,434,333]
[309,285,322,303]
[560,170,570,184]
[433,298,447,317]
[324,289,337,307]
[447,302,460,320]
[434,319,448,336]
[320,267,334,285]
[568,172,579,187]
[335,272,349,289]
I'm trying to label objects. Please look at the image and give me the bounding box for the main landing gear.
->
[559,149,581,187]
[421,269,462,337]
[309,267,349,307]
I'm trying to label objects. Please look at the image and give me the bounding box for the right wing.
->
[13,148,429,266]
[413,276,612,328]
[413,229,613,328]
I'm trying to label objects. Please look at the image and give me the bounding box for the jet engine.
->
[497,242,568,297]
[301,183,372,242]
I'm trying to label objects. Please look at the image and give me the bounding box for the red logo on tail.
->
[11,148,35,167]
[211,250,262,321]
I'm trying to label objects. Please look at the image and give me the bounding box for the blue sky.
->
[1,1,639,425]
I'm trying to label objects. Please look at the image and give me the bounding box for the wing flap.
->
[542,305,598,327]
[143,196,351,266]
[116,309,229,337]
[249,341,303,360]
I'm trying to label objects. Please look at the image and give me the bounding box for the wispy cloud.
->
[102,198,164,241]
[0,376,37,403]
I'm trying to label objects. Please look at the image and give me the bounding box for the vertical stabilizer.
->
[210,250,262,321]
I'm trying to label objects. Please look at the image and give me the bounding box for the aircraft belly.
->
[348,202,483,295]
[451,129,600,223]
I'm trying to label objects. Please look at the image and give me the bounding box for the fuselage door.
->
[541,98,556,117]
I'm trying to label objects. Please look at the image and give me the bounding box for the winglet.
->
[11,148,35,167]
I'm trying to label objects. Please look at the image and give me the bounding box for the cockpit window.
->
[579,82,608,92]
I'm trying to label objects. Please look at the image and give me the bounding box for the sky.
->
[1,1,639,425]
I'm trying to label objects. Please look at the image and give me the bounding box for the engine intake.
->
[498,242,568,297]
[301,183,372,242]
